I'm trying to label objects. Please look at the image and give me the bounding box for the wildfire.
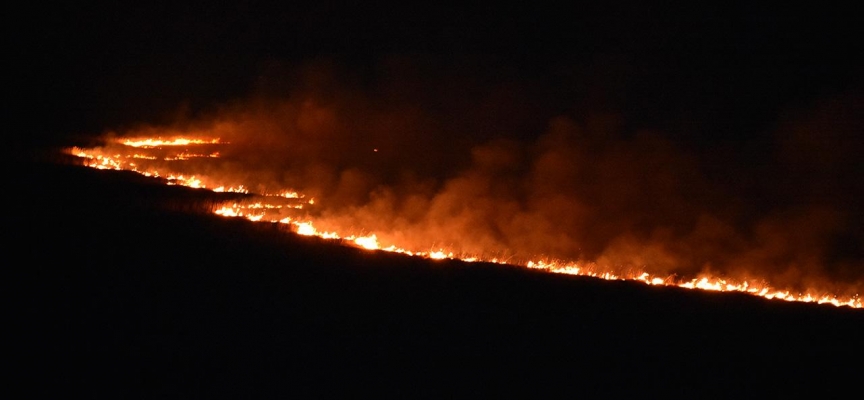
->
[66,137,863,309]
[122,137,223,148]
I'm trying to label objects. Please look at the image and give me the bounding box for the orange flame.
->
[66,138,862,309]
[121,137,223,148]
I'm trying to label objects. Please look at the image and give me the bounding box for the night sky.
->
[15,2,862,146]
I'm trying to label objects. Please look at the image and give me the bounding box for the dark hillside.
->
[11,159,862,398]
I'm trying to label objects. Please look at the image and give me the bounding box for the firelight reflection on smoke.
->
[67,136,862,309]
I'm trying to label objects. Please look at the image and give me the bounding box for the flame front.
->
[67,136,862,309]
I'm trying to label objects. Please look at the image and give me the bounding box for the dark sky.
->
[13,2,862,149]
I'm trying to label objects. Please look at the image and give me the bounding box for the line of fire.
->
[68,136,862,309]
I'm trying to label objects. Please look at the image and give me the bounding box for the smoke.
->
[94,57,864,295]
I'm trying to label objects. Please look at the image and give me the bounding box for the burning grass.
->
[65,136,862,309]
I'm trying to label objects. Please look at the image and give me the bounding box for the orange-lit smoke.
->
[69,60,863,307]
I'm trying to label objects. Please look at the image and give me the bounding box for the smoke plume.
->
[89,57,864,296]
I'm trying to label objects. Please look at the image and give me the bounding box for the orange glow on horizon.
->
[66,137,863,309]
[121,137,223,148]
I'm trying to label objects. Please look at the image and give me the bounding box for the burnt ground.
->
[11,156,863,399]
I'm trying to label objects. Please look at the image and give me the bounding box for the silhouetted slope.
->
[14,159,863,398]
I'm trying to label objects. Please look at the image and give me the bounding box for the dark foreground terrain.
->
[12,156,863,398]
